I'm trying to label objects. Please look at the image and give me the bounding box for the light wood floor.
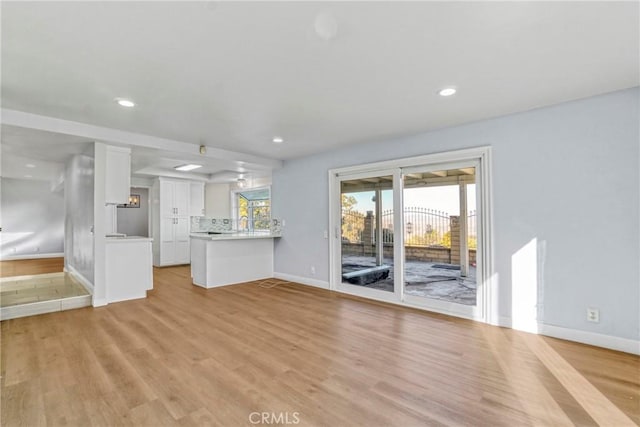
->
[1,265,639,426]
[0,258,64,278]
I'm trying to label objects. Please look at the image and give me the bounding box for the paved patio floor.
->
[342,255,477,306]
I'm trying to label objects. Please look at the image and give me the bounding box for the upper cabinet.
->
[159,179,191,217]
[190,182,205,217]
[105,146,131,204]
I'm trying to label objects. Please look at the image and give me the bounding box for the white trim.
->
[330,146,492,176]
[497,315,639,355]
[538,323,640,356]
[0,252,64,261]
[92,298,108,307]
[273,272,329,290]
[64,264,94,294]
[498,316,513,328]
[0,295,91,321]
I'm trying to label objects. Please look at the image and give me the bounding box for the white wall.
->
[0,177,65,258]
[117,187,149,237]
[64,150,95,284]
[272,87,640,344]
[205,183,230,217]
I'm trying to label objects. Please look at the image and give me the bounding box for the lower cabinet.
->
[106,238,153,303]
[159,217,190,265]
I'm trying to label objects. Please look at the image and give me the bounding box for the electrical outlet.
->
[282,219,286,227]
[587,307,600,323]
[310,266,316,275]
[323,230,328,239]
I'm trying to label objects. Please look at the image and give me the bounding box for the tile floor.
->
[0,272,90,307]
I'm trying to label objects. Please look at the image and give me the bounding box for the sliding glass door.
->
[330,149,490,321]
[336,169,402,301]
[401,162,481,318]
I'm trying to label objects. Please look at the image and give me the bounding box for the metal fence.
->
[342,207,478,248]
[382,207,450,246]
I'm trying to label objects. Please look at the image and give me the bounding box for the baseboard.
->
[92,298,108,307]
[0,295,91,321]
[273,272,329,290]
[0,252,64,261]
[538,323,639,356]
[496,315,639,355]
[64,265,94,294]
[498,316,512,328]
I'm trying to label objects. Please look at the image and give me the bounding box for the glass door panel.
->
[340,174,395,294]
[402,165,480,316]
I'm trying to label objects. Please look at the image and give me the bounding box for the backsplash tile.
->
[190,217,233,232]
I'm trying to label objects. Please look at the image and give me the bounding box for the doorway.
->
[330,147,492,321]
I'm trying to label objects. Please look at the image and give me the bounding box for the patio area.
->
[342,255,477,305]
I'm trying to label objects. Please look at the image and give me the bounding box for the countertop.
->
[190,231,281,241]
[106,236,154,243]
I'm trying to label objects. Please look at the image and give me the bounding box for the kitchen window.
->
[232,187,271,232]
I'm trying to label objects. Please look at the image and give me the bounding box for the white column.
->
[459,181,468,277]
[375,188,383,266]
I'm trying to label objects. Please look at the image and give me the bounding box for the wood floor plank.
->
[0,258,64,278]
[1,263,639,426]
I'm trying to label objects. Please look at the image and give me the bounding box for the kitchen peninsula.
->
[190,231,281,288]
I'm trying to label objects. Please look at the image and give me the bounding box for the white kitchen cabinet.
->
[190,182,205,217]
[105,146,131,204]
[106,237,153,303]
[160,180,190,217]
[152,178,191,266]
[159,217,190,265]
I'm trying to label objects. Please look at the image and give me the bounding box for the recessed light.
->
[25,163,36,168]
[438,87,457,97]
[116,98,136,108]
[272,136,284,144]
[174,164,202,171]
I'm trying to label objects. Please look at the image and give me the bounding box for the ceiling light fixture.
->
[115,98,136,107]
[25,163,36,168]
[174,164,202,171]
[237,178,247,188]
[438,87,457,97]
[272,136,284,144]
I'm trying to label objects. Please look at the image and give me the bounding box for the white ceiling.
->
[1,1,638,177]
